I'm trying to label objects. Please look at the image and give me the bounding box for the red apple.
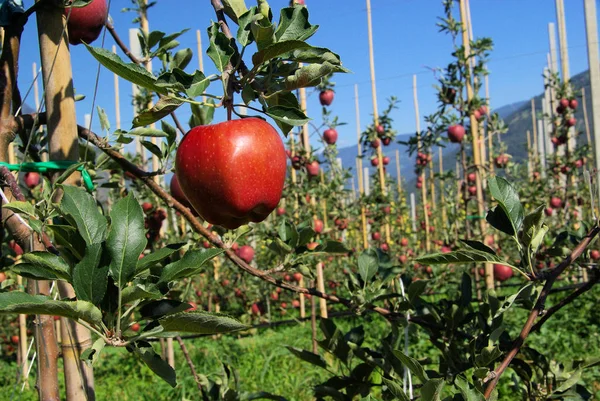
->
[170,173,194,211]
[400,238,409,247]
[237,245,255,263]
[447,125,465,143]
[566,117,576,127]
[590,250,600,261]
[382,156,390,165]
[142,202,153,212]
[569,99,578,110]
[468,186,477,196]
[381,243,389,252]
[382,137,391,146]
[64,0,108,46]
[175,118,286,229]
[306,161,320,177]
[398,255,407,264]
[544,207,553,217]
[187,302,198,311]
[473,109,482,120]
[323,128,338,145]
[467,172,476,182]
[292,272,302,282]
[319,90,334,106]
[376,125,385,135]
[371,232,381,241]
[8,240,23,256]
[550,197,562,209]
[10,335,19,345]
[251,303,262,315]
[313,219,324,234]
[371,138,381,148]
[493,264,513,282]
[371,157,379,167]
[131,323,141,332]
[276,207,286,216]
[479,105,488,115]
[306,242,319,250]
[292,300,300,308]
[24,172,40,189]
[559,98,569,109]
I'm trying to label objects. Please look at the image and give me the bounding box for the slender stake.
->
[355,85,368,249]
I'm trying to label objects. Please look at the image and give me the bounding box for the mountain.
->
[335,69,593,189]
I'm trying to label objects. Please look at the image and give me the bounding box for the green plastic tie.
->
[0,161,95,191]
[466,215,485,220]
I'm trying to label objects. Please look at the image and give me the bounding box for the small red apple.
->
[493,264,513,282]
[8,241,23,256]
[10,336,19,345]
[569,99,578,110]
[292,300,300,308]
[382,156,390,165]
[292,272,302,282]
[64,0,108,46]
[319,90,334,106]
[24,172,40,189]
[306,161,320,177]
[400,238,409,247]
[251,303,262,315]
[550,197,562,209]
[187,302,198,311]
[307,242,319,250]
[467,172,476,182]
[559,98,569,109]
[371,232,381,241]
[237,245,255,263]
[544,207,553,217]
[323,128,338,145]
[142,202,153,212]
[447,125,465,143]
[131,323,141,332]
[566,117,576,127]
[468,186,477,196]
[398,255,407,264]
[380,243,389,252]
[382,137,391,146]
[371,157,379,167]
[590,250,600,261]
[175,118,286,229]
[313,219,324,234]
[371,138,381,148]
[276,207,286,216]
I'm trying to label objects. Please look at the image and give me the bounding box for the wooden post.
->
[36,1,95,399]
[526,130,533,180]
[555,0,576,154]
[129,28,145,164]
[459,0,493,289]
[439,147,447,230]
[582,87,592,147]
[355,85,369,250]
[538,119,547,177]
[584,0,600,214]
[366,0,390,243]
[413,75,430,251]
[395,149,402,199]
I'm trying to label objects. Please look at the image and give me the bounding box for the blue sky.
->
[16,0,597,151]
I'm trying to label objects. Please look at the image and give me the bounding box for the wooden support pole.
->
[366,0,390,244]
[555,0,576,153]
[439,147,447,230]
[582,87,592,147]
[36,1,95,399]
[113,46,121,130]
[395,149,402,199]
[355,85,368,249]
[584,0,600,213]
[413,75,430,251]
[129,28,145,164]
[459,0,493,289]
[531,99,538,163]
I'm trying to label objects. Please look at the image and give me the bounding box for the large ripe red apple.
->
[319,90,334,106]
[237,245,255,263]
[493,264,513,282]
[175,118,286,229]
[24,172,41,189]
[170,174,193,210]
[64,0,108,46]
[447,125,465,143]
[323,128,338,145]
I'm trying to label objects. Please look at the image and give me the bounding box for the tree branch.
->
[484,225,600,399]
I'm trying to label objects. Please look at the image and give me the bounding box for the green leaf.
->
[185,71,211,99]
[278,220,298,248]
[133,97,184,128]
[140,300,192,319]
[237,7,257,46]
[81,337,105,366]
[97,106,110,131]
[59,186,107,245]
[0,292,103,328]
[222,0,248,23]
[170,48,193,70]
[54,162,87,187]
[189,101,215,128]
[207,22,235,73]
[160,121,177,147]
[283,62,349,92]
[493,283,535,319]
[251,14,275,50]
[47,224,85,261]
[286,346,328,369]
[486,206,515,236]
[297,226,316,247]
[141,140,163,160]
[407,279,428,304]
[3,201,35,216]
[252,40,311,66]
[519,204,545,249]
[159,311,248,334]
[459,239,496,255]
[284,46,343,65]
[121,284,162,304]
[132,342,177,387]
[315,240,348,254]
[12,252,71,281]
[358,249,378,284]
[136,243,187,274]
[415,249,506,266]
[393,350,429,383]
[274,7,318,42]
[159,248,223,284]
[455,376,485,401]
[554,367,583,393]
[83,44,166,95]
[487,176,524,235]
[72,242,109,305]
[421,378,444,401]
[382,378,410,401]
[107,193,147,289]
[265,105,309,134]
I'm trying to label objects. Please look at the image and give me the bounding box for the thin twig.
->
[175,336,208,401]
